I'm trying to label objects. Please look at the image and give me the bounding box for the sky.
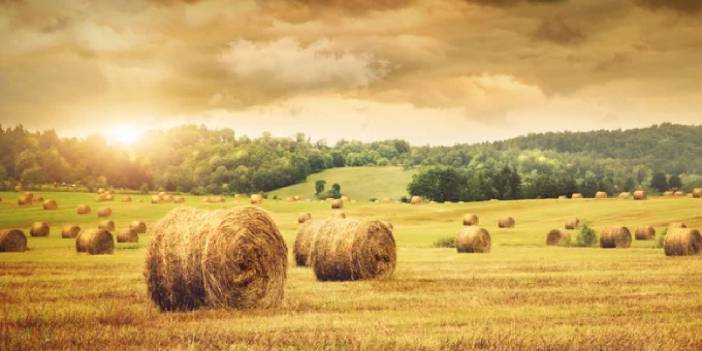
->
[1,0,702,145]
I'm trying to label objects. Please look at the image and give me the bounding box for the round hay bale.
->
[674,191,685,197]
[163,195,174,203]
[61,225,81,239]
[571,193,583,199]
[382,197,392,203]
[664,228,702,256]
[600,227,632,248]
[293,220,322,266]
[76,229,114,255]
[462,214,479,226]
[668,222,687,229]
[298,212,312,224]
[158,192,166,199]
[634,226,656,240]
[151,195,161,204]
[173,196,185,203]
[410,196,422,205]
[286,196,294,202]
[456,226,491,253]
[116,229,139,243]
[331,199,343,209]
[130,220,147,234]
[595,191,608,199]
[42,199,58,210]
[97,187,105,194]
[633,190,647,200]
[104,193,113,201]
[693,188,702,198]
[558,195,567,200]
[98,220,115,232]
[122,196,132,202]
[618,192,632,199]
[546,229,570,246]
[29,222,50,237]
[76,204,91,215]
[0,229,27,252]
[309,218,396,281]
[565,218,580,230]
[97,207,112,218]
[293,195,301,201]
[17,192,33,206]
[14,184,23,192]
[663,191,674,197]
[331,211,346,219]
[145,206,288,311]
[497,217,515,228]
[251,194,263,205]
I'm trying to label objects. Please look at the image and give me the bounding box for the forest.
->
[1,123,700,201]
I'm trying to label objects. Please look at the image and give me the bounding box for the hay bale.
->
[634,226,656,240]
[298,213,312,224]
[293,220,322,266]
[130,220,147,234]
[29,222,50,237]
[14,184,23,192]
[61,225,81,239]
[558,195,567,200]
[497,217,515,228]
[76,229,114,255]
[76,204,91,215]
[97,187,105,194]
[309,218,396,281]
[462,214,479,226]
[104,193,113,201]
[163,195,174,203]
[546,229,570,246]
[668,222,687,229]
[122,196,132,202]
[341,195,350,202]
[173,196,185,203]
[251,194,263,205]
[565,218,580,230]
[17,192,33,206]
[382,197,392,203]
[97,207,112,217]
[331,199,343,209]
[331,212,346,219]
[0,229,27,252]
[663,191,674,197]
[293,195,301,201]
[151,195,161,204]
[116,229,139,243]
[693,188,702,198]
[98,220,115,232]
[145,206,287,311]
[674,191,685,197]
[633,190,647,200]
[410,196,422,205]
[595,191,608,199]
[42,199,58,210]
[456,226,491,253]
[600,226,632,248]
[618,192,632,199]
[664,228,702,256]
[571,193,583,199]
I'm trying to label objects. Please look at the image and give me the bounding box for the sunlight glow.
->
[103,124,145,145]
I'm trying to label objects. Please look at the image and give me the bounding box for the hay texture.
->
[298,213,312,224]
[595,191,608,199]
[30,222,50,237]
[76,229,114,255]
[633,191,647,200]
[565,218,580,230]
[98,220,116,232]
[17,192,33,206]
[693,188,702,198]
[0,229,27,252]
[410,196,422,205]
[663,191,674,197]
[635,226,656,240]
[42,199,58,210]
[309,218,396,281]
[151,195,161,204]
[600,227,632,249]
[130,220,147,234]
[173,196,185,203]
[668,222,687,229]
[250,194,263,205]
[664,228,702,256]
[618,192,632,199]
[674,191,685,197]
[61,225,81,239]
[456,226,491,253]
[331,199,343,209]
[571,193,583,199]
[331,212,346,219]
[97,207,112,217]
[145,206,288,311]
[546,229,570,246]
[462,214,479,226]
[77,204,91,215]
[14,184,23,192]
[293,219,323,267]
[116,229,139,243]
[498,217,516,228]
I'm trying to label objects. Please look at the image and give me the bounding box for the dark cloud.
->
[533,17,586,44]
[638,0,702,14]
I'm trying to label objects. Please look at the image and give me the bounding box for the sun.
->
[103,124,145,145]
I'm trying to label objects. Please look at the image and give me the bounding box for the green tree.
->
[668,174,682,190]
[330,183,341,199]
[651,172,668,192]
[315,180,326,195]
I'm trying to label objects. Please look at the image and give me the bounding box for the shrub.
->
[574,225,597,247]
[433,236,456,248]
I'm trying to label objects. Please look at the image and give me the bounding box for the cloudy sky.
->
[1,0,701,144]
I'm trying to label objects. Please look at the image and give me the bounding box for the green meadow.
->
[1,190,701,350]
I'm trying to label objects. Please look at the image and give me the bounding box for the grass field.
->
[269,166,416,201]
[1,191,702,350]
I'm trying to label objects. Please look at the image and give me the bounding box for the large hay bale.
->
[98,220,115,232]
[635,226,656,240]
[0,229,27,252]
[600,226,632,248]
[61,225,81,239]
[76,204,91,215]
[97,207,112,217]
[664,228,702,256]
[462,214,479,226]
[497,217,515,228]
[618,192,632,199]
[309,218,396,281]
[42,199,58,210]
[76,229,114,255]
[14,184,23,192]
[130,220,147,234]
[173,196,185,203]
[456,226,491,253]
[151,195,161,204]
[410,196,422,205]
[116,229,139,243]
[145,206,287,311]
[668,222,687,229]
[251,194,263,205]
[565,218,580,230]
[331,199,343,209]
[663,191,674,197]
[595,191,608,199]
[30,222,50,237]
[633,190,647,200]
[693,188,702,198]
[546,229,570,246]
[298,213,312,224]
[571,193,583,199]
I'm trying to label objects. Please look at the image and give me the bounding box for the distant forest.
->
[1,123,701,201]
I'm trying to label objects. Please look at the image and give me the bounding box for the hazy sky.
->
[1,0,702,144]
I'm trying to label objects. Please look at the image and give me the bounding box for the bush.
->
[433,236,456,248]
[574,225,597,247]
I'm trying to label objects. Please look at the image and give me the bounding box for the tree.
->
[651,172,668,192]
[330,183,342,198]
[668,174,682,190]
[315,180,326,195]
[408,166,465,202]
